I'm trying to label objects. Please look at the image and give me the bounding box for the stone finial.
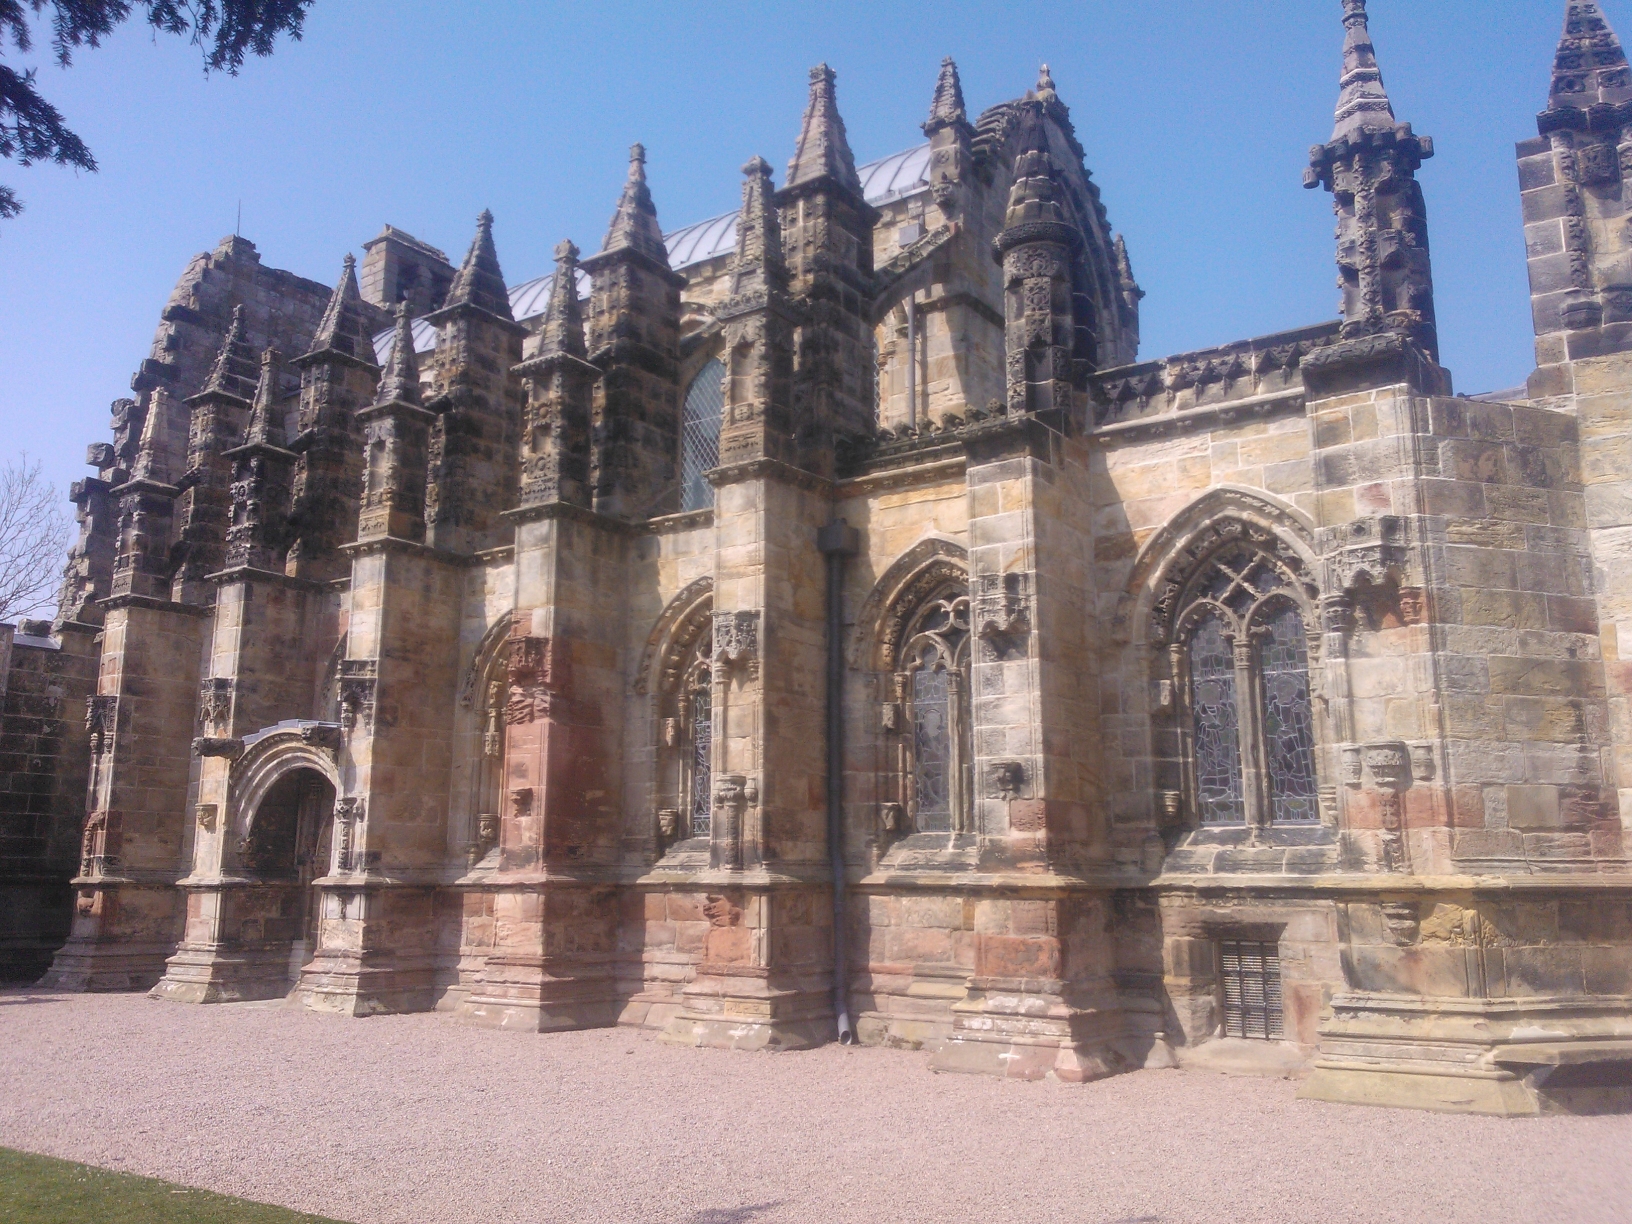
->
[924,56,968,133]
[131,388,181,486]
[196,304,260,403]
[374,303,422,407]
[785,62,864,196]
[242,349,287,448]
[1114,235,1145,306]
[539,240,587,360]
[1036,64,1058,105]
[1331,0,1397,140]
[731,155,786,295]
[1548,0,1632,112]
[599,141,671,267]
[307,253,375,365]
[443,209,514,321]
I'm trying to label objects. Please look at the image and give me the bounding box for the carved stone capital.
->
[191,736,245,761]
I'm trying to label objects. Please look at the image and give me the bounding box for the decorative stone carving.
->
[880,802,904,834]
[1380,900,1421,947]
[337,660,378,733]
[197,677,234,736]
[987,761,1025,800]
[974,572,1031,661]
[191,736,245,761]
[334,797,363,872]
[712,774,756,870]
[1341,745,1364,787]
[505,635,560,726]
[1321,516,1409,597]
[713,611,760,679]
[195,804,218,833]
[300,723,343,754]
[84,696,118,755]
[1409,743,1435,783]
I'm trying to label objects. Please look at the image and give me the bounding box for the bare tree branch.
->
[0,452,69,623]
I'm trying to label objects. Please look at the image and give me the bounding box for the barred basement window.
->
[1218,939,1284,1040]
[680,358,724,512]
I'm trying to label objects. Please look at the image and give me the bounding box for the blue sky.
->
[0,0,1577,507]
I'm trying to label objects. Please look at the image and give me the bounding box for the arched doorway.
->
[240,767,335,987]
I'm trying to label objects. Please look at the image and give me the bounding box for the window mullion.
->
[1231,632,1268,833]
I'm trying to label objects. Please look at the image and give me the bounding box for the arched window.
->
[651,596,714,849]
[680,359,724,512]
[896,585,973,836]
[1172,539,1318,830]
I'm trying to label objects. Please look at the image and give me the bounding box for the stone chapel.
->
[5,0,1632,1115]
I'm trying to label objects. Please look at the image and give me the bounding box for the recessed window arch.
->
[652,596,714,848]
[679,358,724,512]
[1164,533,1320,831]
[872,570,974,839]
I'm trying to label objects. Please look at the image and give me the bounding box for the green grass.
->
[0,1148,348,1223]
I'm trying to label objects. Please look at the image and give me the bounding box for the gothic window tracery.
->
[887,581,973,836]
[1166,535,1320,831]
[680,359,724,512]
[654,600,714,848]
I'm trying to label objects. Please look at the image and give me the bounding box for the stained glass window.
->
[689,686,712,837]
[1189,614,1245,825]
[680,359,724,512]
[1259,606,1318,824]
[912,660,953,833]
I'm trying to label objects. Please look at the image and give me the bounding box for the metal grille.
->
[689,688,712,837]
[680,359,724,512]
[1219,940,1283,1040]
[1259,606,1318,824]
[1189,615,1245,825]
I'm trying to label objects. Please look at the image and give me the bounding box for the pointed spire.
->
[924,57,967,133]
[731,156,786,295]
[539,240,587,360]
[131,389,181,486]
[374,303,422,407]
[599,143,671,267]
[1549,1,1632,111]
[307,254,377,365]
[1114,235,1143,302]
[1003,107,1071,231]
[1331,0,1397,140]
[242,349,288,448]
[442,210,514,321]
[785,63,864,196]
[196,304,260,402]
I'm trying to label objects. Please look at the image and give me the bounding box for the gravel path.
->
[2,988,1629,1224]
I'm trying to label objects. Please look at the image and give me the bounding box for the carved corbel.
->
[195,804,218,833]
[300,723,343,755]
[337,660,378,733]
[713,611,761,680]
[334,797,364,871]
[197,677,234,736]
[987,760,1025,800]
[191,736,245,761]
[974,572,1031,662]
[84,695,118,755]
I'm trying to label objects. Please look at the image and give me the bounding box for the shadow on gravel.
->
[684,1203,784,1223]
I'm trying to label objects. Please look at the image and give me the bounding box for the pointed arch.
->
[1119,486,1318,648]
[635,578,714,696]
[849,537,969,671]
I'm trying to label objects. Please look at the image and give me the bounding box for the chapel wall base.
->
[149,943,299,1004]
[293,884,438,1016]
[38,882,183,992]
[927,977,1134,1081]
[1300,991,1632,1115]
[0,881,72,983]
[659,968,835,1052]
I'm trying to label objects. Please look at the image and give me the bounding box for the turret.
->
[580,145,685,518]
[356,304,434,542]
[1522,0,1632,381]
[1304,0,1439,362]
[221,348,298,573]
[514,241,597,511]
[423,211,525,552]
[286,254,383,580]
[110,387,186,601]
[995,98,1081,416]
[717,156,797,468]
[172,306,259,599]
[776,64,881,456]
